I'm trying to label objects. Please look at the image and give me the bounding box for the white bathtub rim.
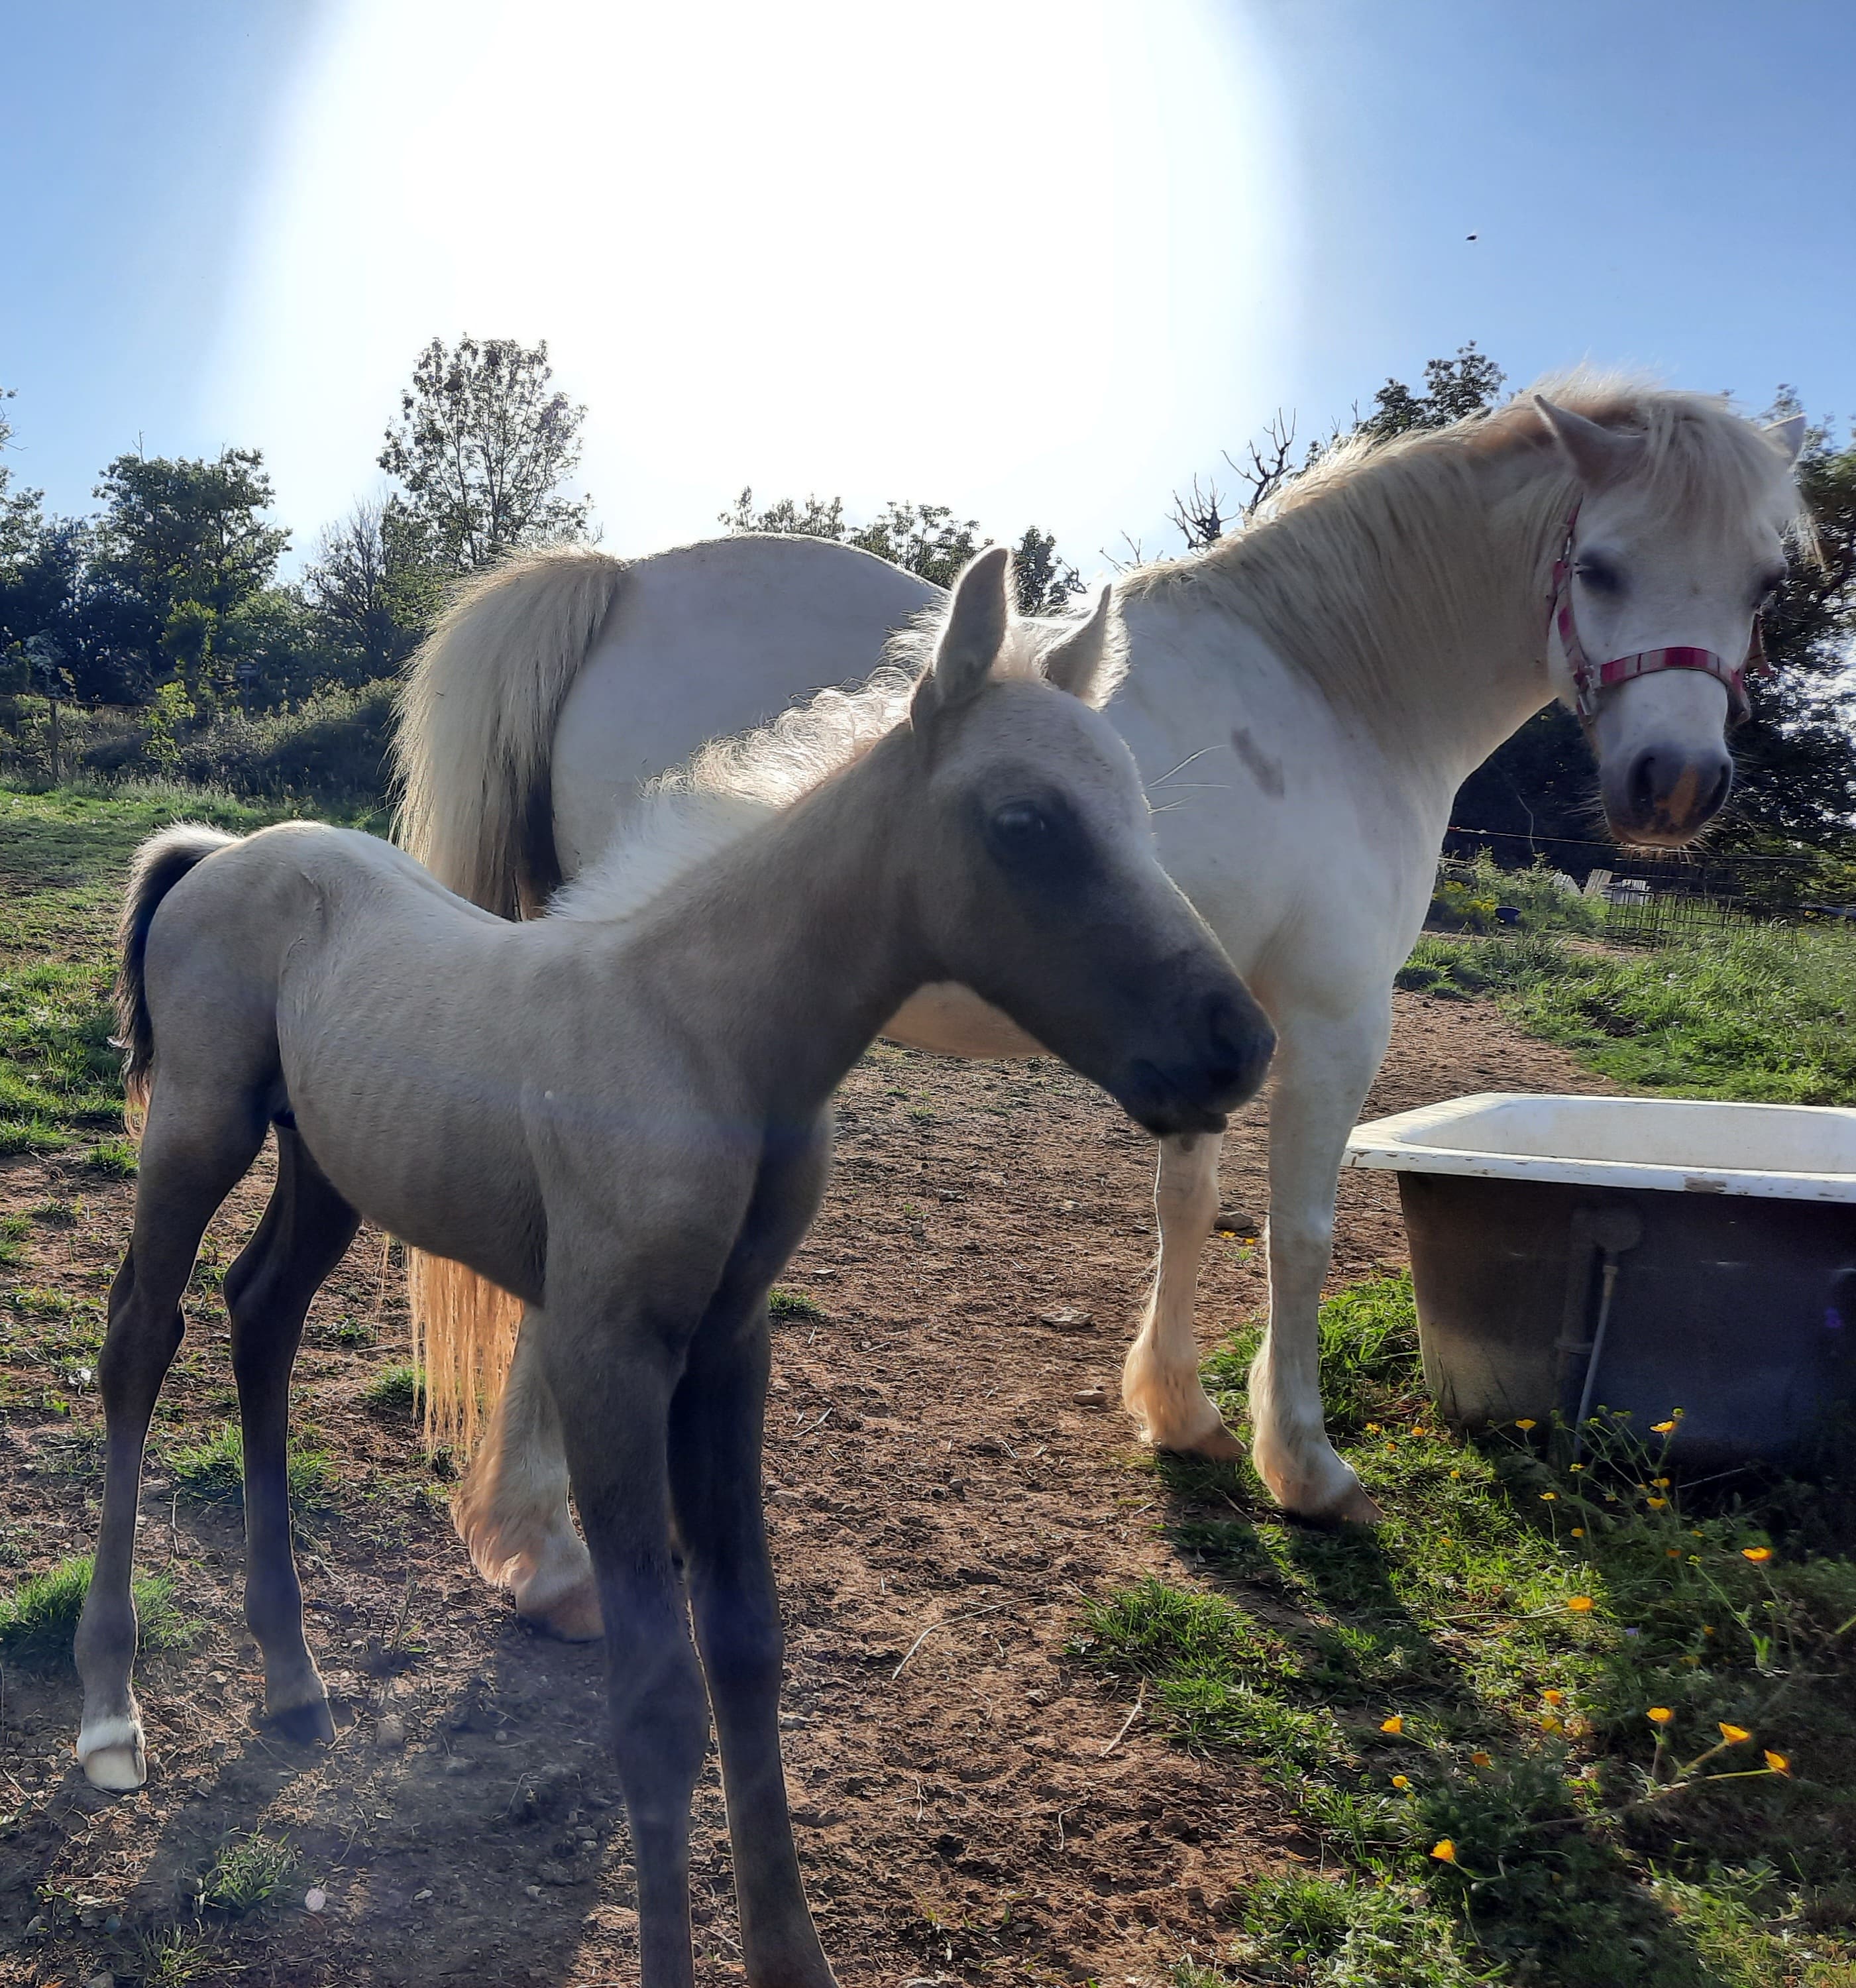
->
[1343,1093,1856,1205]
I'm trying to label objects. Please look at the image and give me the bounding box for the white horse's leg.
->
[452,1313,603,1641]
[1121,1131,1241,1457]
[1248,1007,1390,1523]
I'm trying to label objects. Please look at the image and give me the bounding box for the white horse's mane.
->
[551,618,1077,924]
[1122,369,1808,708]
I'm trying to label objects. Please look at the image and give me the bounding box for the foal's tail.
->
[115,824,239,1132]
[392,544,626,917]
[393,545,622,1453]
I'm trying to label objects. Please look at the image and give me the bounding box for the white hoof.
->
[78,1718,147,1792]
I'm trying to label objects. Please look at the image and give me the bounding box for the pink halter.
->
[1550,503,1763,726]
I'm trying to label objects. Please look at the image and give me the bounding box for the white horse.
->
[395,377,1806,1641]
[75,551,1269,1988]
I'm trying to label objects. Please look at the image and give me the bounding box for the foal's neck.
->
[624,732,925,1119]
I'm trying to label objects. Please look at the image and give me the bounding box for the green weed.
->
[0,1555,190,1659]
[768,1288,825,1321]
[168,1423,333,1507]
[362,1364,424,1415]
[203,1832,298,1915]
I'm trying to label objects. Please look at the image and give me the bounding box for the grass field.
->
[0,781,346,1160]
[1397,924,1856,1105]
[1091,1278,1856,1987]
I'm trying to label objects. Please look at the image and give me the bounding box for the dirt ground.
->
[0,993,1613,1987]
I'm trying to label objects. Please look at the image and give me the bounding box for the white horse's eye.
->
[1574,556,1623,595]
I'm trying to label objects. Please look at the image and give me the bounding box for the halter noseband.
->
[1550,502,1764,726]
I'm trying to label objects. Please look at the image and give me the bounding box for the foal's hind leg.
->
[76,1099,269,1791]
[222,1127,360,1741]
[453,1317,602,1641]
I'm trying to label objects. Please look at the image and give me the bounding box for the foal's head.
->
[901,549,1274,1136]
[1534,393,1806,846]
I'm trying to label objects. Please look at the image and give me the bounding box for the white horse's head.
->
[1535,394,1806,846]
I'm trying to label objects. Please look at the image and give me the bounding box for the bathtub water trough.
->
[1342,1094,1856,1467]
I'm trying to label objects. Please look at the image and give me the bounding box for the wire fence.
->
[1438,825,1856,951]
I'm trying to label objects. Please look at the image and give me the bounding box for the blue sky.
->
[5,0,1852,578]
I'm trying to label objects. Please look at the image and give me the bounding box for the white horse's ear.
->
[1040,587,1126,708]
[914,546,1012,724]
[1764,413,1808,467]
[1535,394,1645,489]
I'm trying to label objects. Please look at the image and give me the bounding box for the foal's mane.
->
[551,620,1066,924]
[1120,370,1806,708]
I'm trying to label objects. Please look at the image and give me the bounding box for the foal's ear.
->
[912,545,1012,726]
[1535,395,1646,490]
[1764,413,1808,468]
[1040,587,1126,708]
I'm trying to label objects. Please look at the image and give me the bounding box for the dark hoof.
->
[267,1697,337,1746]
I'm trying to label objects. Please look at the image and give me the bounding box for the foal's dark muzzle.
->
[1120,986,1275,1138]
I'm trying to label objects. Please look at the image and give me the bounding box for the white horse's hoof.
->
[1157,1420,1248,1464]
[516,1576,604,1643]
[1319,1482,1385,1525]
[78,1718,148,1792]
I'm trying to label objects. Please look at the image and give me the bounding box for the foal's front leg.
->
[672,1323,835,1988]
[223,1128,360,1740]
[537,1298,712,1988]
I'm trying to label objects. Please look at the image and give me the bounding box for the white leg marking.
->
[1248,1010,1390,1523]
[78,1713,147,1792]
[1122,1132,1242,1457]
[453,1315,602,1641]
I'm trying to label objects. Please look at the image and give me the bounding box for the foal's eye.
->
[991,802,1048,844]
[1574,556,1621,595]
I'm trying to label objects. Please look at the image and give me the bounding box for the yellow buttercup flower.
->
[1742,1547,1773,1564]
[1647,1706,1674,1724]
[1470,1751,1492,1768]
[1571,1527,1586,1538]
[1651,1420,1676,1434]
[1431,1840,1458,1864]
[1514,1419,1537,1431]
[1392,1774,1411,1790]
[1567,1596,1594,1613]
[1764,1750,1790,1775]
[1652,1477,1670,1488]
[1647,1496,1668,1510]
[1541,1492,1558,1502]
[1542,1689,1564,1705]
[1666,1548,1683,1559]
[1719,1723,1752,1745]
[1380,1716,1404,1734]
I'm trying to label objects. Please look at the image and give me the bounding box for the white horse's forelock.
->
[553,618,1077,925]
[1123,371,1808,712]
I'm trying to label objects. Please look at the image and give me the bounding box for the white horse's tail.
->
[394,544,626,918]
[394,545,626,1452]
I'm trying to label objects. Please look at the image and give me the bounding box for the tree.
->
[380,337,592,574]
[1356,343,1508,443]
[720,490,1083,616]
[303,498,441,681]
[85,447,291,702]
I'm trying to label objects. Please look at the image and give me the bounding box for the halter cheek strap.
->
[1550,502,1764,726]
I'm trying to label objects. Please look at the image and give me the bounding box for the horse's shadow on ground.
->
[8,1612,725,1988]
[1148,1451,1751,1988]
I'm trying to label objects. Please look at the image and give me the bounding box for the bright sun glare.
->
[213,0,1295,571]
